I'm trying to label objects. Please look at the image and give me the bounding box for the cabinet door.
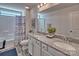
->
[33,44,41,56]
[42,49,52,56]
[70,12,79,38]
[33,39,41,56]
[28,36,33,55]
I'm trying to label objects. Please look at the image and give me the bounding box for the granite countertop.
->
[28,33,79,56]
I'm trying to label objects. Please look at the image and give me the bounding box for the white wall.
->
[25,7,38,38]
[30,7,38,33]
[41,5,79,37]
[25,9,31,39]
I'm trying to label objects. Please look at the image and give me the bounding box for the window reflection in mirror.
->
[37,13,46,33]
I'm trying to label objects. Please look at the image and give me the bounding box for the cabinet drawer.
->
[28,35,31,40]
[42,49,52,56]
[48,47,65,56]
[42,43,48,51]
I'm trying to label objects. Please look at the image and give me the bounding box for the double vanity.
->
[28,33,79,56]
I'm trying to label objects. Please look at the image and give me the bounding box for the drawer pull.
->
[36,41,40,45]
[37,42,39,45]
[43,46,45,48]
[37,43,39,45]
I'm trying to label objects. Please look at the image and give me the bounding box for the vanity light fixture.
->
[37,3,47,8]
[25,6,30,9]
[37,5,40,8]
[40,3,43,7]
[43,3,47,5]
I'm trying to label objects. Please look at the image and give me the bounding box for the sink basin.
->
[54,42,76,51]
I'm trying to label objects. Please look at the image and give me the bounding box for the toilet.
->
[20,40,28,46]
[20,40,28,51]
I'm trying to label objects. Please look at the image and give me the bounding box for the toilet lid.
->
[20,40,28,45]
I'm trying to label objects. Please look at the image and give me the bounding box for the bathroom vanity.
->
[28,33,79,56]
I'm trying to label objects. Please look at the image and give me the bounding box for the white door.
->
[70,11,79,38]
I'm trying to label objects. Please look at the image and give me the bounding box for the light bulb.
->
[40,3,43,7]
[37,5,40,8]
[25,6,30,9]
[44,3,47,5]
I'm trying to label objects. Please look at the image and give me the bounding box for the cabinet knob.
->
[43,46,45,48]
[70,30,72,32]
[37,43,39,45]
[37,42,39,45]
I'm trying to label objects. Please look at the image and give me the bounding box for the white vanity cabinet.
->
[28,34,66,56]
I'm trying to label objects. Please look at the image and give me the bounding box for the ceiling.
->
[39,3,79,13]
[0,3,38,12]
